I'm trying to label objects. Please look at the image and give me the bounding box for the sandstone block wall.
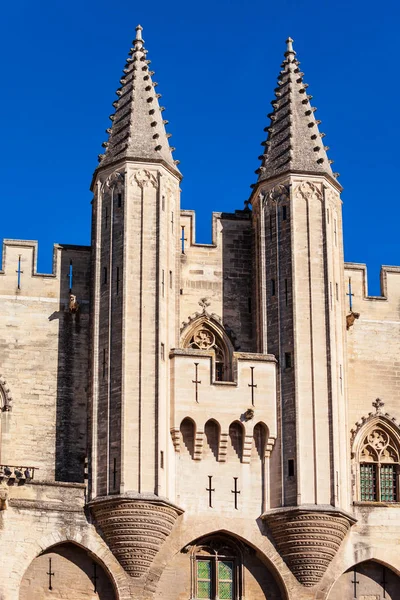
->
[0,240,90,482]
[345,264,400,446]
[179,209,253,352]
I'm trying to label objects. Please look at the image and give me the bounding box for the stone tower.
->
[88,25,183,578]
[251,38,354,585]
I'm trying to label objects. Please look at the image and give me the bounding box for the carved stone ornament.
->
[350,399,400,449]
[262,184,290,207]
[0,377,13,412]
[294,181,322,201]
[163,175,178,200]
[90,495,183,578]
[132,169,158,189]
[68,294,80,314]
[103,169,125,190]
[324,186,340,207]
[360,427,399,463]
[346,310,360,330]
[263,506,356,587]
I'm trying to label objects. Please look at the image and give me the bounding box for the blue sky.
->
[1,0,398,295]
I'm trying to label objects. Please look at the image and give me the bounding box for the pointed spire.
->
[255,38,335,183]
[97,25,180,176]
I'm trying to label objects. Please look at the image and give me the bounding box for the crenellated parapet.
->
[0,239,90,302]
[345,262,400,320]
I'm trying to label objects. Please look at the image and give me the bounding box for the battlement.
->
[0,239,91,302]
[180,208,251,250]
[345,263,400,320]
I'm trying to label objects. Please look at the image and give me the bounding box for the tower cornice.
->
[90,155,182,191]
[249,169,343,205]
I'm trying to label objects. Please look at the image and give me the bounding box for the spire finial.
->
[136,24,143,40]
[285,37,295,56]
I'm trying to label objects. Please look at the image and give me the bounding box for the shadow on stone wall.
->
[51,245,91,483]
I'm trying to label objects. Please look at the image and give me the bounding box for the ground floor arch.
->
[19,542,117,600]
[154,531,285,600]
[328,560,400,600]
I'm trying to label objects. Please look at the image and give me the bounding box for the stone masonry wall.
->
[0,240,90,482]
[345,264,400,431]
[179,209,254,353]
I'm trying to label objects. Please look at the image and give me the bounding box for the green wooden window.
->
[380,465,396,502]
[196,558,235,599]
[360,463,376,501]
[218,561,233,599]
[197,560,212,599]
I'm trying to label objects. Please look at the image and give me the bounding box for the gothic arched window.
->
[358,425,400,502]
[182,319,234,382]
[190,537,243,600]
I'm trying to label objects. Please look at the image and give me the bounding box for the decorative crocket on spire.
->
[97,25,180,175]
[256,37,337,182]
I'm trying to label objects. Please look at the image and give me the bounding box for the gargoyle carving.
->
[69,294,80,314]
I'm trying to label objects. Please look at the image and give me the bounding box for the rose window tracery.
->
[186,325,230,381]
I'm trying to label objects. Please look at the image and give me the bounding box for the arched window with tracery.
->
[190,537,243,600]
[182,319,233,382]
[356,423,400,502]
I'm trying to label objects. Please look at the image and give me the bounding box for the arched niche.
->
[154,532,286,600]
[181,316,234,382]
[180,417,196,459]
[328,560,400,599]
[204,419,220,461]
[19,542,117,600]
[228,421,244,461]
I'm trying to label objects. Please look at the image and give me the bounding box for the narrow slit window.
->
[288,459,295,477]
[102,349,106,379]
[117,193,122,208]
[284,352,292,369]
[169,270,173,289]
[282,205,287,221]
[284,278,289,306]
[162,195,165,211]
[113,457,117,489]
[105,206,108,228]
[161,343,165,361]
[103,266,108,285]
[271,279,276,296]
[160,450,164,469]
[336,282,339,300]
[116,266,120,295]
